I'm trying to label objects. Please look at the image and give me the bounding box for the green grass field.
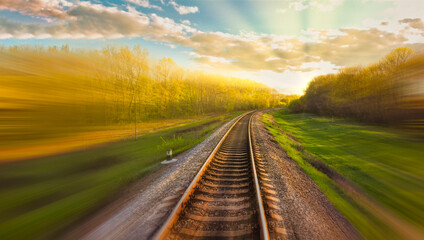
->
[0,112,241,240]
[264,110,424,239]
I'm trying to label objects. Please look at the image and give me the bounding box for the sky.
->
[1,0,424,94]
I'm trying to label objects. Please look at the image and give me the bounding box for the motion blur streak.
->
[0,45,281,162]
[1,44,280,240]
[289,47,424,129]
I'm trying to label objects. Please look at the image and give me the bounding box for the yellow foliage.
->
[0,45,282,148]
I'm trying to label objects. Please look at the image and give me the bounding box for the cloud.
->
[363,17,424,43]
[0,0,73,20]
[399,18,424,31]
[0,1,423,79]
[303,27,412,66]
[126,0,162,11]
[169,0,199,15]
[0,1,193,40]
[300,61,339,72]
[186,20,424,74]
[147,13,195,42]
[381,0,424,19]
[286,0,345,12]
[187,32,304,72]
[290,1,309,11]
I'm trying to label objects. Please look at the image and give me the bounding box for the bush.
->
[288,97,305,113]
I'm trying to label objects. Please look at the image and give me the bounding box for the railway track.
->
[152,112,277,240]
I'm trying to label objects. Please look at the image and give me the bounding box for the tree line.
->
[0,45,282,139]
[289,47,424,126]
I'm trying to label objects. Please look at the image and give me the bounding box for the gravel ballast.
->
[251,111,360,240]
[63,114,244,240]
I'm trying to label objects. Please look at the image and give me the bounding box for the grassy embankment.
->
[0,112,242,240]
[264,110,424,239]
[0,115,226,162]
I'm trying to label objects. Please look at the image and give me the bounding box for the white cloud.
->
[126,5,142,15]
[126,0,162,11]
[301,60,339,71]
[287,0,345,12]
[0,0,74,20]
[169,0,199,15]
[0,1,193,41]
[265,57,281,62]
[181,20,191,25]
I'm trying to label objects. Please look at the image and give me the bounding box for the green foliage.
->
[287,97,305,113]
[158,135,184,152]
[0,112,239,240]
[263,112,396,239]
[267,110,424,237]
[301,47,424,125]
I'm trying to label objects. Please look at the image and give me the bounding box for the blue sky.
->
[1,0,424,93]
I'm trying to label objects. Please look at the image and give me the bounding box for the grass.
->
[264,110,424,239]
[0,111,242,240]
[0,114,223,162]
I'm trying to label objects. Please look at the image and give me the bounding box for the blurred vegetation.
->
[278,94,299,107]
[265,110,424,239]
[288,47,424,128]
[0,112,239,240]
[0,45,282,151]
[0,44,282,238]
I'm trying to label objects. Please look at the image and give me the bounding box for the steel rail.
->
[248,112,270,240]
[152,111,269,239]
